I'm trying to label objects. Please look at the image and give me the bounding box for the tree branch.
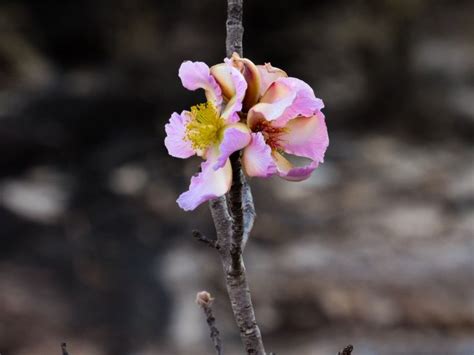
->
[338,345,354,355]
[242,177,256,250]
[61,343,69,355]
[194,1,264,353]
[229,154,245,270]
[226,0,244,58]
[193,230,220,249]
[202,1,267,354]
[209,196,232,242]
[196,291,223,355]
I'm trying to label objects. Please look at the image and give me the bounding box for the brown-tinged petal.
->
[210,63,235,100]
[229,53,261,111]
[257,63,287,96]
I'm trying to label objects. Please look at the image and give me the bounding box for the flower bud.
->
[195,291,214,307]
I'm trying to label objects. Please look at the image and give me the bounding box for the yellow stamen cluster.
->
[185,102,224,150]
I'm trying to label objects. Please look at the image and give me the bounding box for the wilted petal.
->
[220,59,247,123]
[242,133,277,178]
[252,77,324,127]
[214,123,251,170]
[257,63,287,97]
[280,111,329,163]
[177,149,232,211]
[210,63,235,100]
[164,111,195,158]
[229,53,261,111]
[179,61,223,106]
[248,86,296,123]
[272,151,318,182]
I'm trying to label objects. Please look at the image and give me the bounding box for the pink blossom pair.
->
[165,53,329,211]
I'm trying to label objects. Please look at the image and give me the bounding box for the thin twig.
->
[61,342,69,355]
[196,291,223,355]
[193,230,220,249]
[338,345,354,355]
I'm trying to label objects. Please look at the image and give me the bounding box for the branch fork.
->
[193,1,352,354]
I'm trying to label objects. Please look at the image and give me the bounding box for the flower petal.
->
[248,80,295,122]
[220,58,248,123]
[251,77,324,127]
[272,151,319,182]
[257,63,287,97]
[177,149,232,211]
[280,111,329,163]
[229,53,261,111]
[242,133,277,178]
[214,123,251,170]
[210,63,235,100]
[164,111,195,159]
[178,61,223,106]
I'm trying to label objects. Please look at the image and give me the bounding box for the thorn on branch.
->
[193,230,220,249]
[338,344,354,355]
[196,291,223,355]
[61,342,69,355]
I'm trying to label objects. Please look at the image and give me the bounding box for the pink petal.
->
[251,77,324,128]
[280,111,329,163]
[178,61,223,106]
[257,63,287,97]
[177,149,232,211]
[220,58,248,124]
[164,111,195,159]
[242,133,277,178]
[230,54,261,111]
[214,123,251,170]
[210,63,236,100]
[272,78,324,127]
[272,151,319,182]
[283,161,319,181]
[248,83,296,122]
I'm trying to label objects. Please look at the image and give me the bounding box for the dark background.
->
[0,0,473,354]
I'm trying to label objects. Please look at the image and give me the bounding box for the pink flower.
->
[224,55,329,181]
[165,54,329,210]
[165,60,251,211]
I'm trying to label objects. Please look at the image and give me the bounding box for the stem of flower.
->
[196,291,224,355]
[225,0,244,58]
[205,1,266,354]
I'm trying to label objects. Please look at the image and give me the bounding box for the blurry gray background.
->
[0,0,473,354]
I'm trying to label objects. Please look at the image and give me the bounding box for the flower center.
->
[185,102,225,150]
[252,120,287,150]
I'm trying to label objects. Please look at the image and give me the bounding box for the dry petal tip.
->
[231,52,241,61]
[196,291,214,307]
[233,57,261,111]
[264,62,287,76]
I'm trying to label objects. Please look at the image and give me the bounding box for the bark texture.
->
[196,291,223,355]
[225,0,244,57]
[206,1,266,353]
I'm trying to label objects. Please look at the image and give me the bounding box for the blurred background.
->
[0,0,473,354]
